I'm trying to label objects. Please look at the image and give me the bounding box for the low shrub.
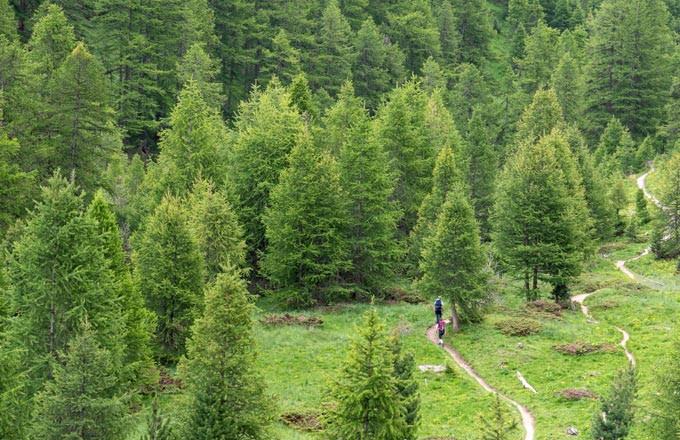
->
[526,300,563,316]
[553,341,618,355]
[555,389,599,401]
[260,313,323,327]
[382,286,422,304]
[280,410,324,432]
[598,242,627,258]
[589,300,619,311]
[495,318,543,336]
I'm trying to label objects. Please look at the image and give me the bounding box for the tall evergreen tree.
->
[0,132,34,233]
[334,83,401,292]
[585,0,674,138]
[132,194,205,364]
[435,0,459,71]
[492,131,585,300]
[372,80,436,235]
[419,190,487,331]
[187,178,247,281]
[449,0,494,65]
[388,331,420,440]
[327,308,409,440]
[0,0,17,40]
[6,173,126,433]
[30,321,127,440]
[260,132,351,306]
[551,51,585,126]
[229,81,305,264]
[478,393,518,440]
[352,18,405,112]
[591,366,637,440]
[179,269,275,439]
[385,0,441,74]
[26,4,76,79]
[656,153,680,254]
[515,21,560,96]
[177,43,223,110]
[262,29,302,86]
[636,188,650,225]
[46,42,118,194]
[514,88,564,148]
[450,63,494,130]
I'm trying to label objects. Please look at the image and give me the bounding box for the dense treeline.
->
[2,0,680,437]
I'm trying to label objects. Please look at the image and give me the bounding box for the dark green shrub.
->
[495,318,543,336]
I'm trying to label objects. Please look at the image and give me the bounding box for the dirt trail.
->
[426,324,535,440]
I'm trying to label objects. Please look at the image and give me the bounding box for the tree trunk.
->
[451,303,460,332]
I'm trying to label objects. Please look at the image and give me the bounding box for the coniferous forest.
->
[4,0,680,438]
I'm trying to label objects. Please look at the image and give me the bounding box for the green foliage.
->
[419,190,488,330]
[591,366,637,440]
[495,318,544,336]
[326,308,410,440]
[477,393,518,440]
[30,321,127,440]
[261,132,351,306]
[385,0,441,74]
[26,3,76,77]
[0,0,17,40]
[288,73,317,120]
[177,43,223,110]
[448,0,494,65]
[311,0,354,97]
[656,152,680,254]
[179,269,275,439]
[0,131,34,233]
[388,332,421,440]
[515,20,560,95]
[132,194,205,364]
[551,51,585,127]
[636,189,650,224]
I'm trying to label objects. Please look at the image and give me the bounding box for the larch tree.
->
[372,80,436,235]
[435,0,459,71]
[419,190,487,331]
[385,0,441,74]
[656,153,680,254]
[388,331,421,440]
[30,321,127,440]
[178,269,275,439]
[492,131,585,301]
[591,366,637,440]
[288,73,317,121]
[260,131,351,306]
[262,29,302,86]
[514,88,565,148]
[132,193,205,364]
[0,131,34,233]
[585,0,673,138]
[177,43,223,110]
[26,3,76,79]
[46,42,118,194]
[515,20,560,95]
[6,173,126,433]
[334,83,402,293]
[327,308,409,440]
[636,188,650,225]
[229,80,305,264]
[449,0,494,65]
[0,0,17,40]
[187,178,247,281]
[551,51,585,127]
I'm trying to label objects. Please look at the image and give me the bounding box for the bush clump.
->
[553,341,618,355]
[280,410,323,432]
[495,318,543,336]
[526,300,563,316]
[555,389,599,401]
[260,313,323,327]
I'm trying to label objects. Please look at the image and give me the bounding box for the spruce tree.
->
[657,153,680,253]
[177,43,223,110]
[636,188,650,225]
[449,0,494,65]
[514,88,564,148]
[132,194,205,364]
[515,20,560,95]
[388,331,420,440]
[419,190,487,331]
[263,30,302,85]
[450,63,493,129]
[334,84,401,292]
[385,0,441,74]
[30,321,127,440]
[0,0,17,40]
[327,308,409,440]
[478,393,518,440]
[311,0,354,97]
[591,366,637,440]
[435,0,459,71]
[288,73,317,120]
[26,4,76,78]
[260,132,351,306]
[551,51,585,126]
[187,178,247,281]
[0,131,34,233]
[179,270,275,439]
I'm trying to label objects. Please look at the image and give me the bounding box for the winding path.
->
[426,324,536,440]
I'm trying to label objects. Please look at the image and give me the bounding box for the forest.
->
[3,0,680,438]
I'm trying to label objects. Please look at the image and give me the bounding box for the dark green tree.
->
[449,0,494,65]
[288,73,317,120]
[450,63,493,130]
[26,4,76,78]
[591,366,637,440]
[419,190,487,331]
[0,132,34,233]
[179,269,275,439]
[327,308,409,440]
[177,43,223,110]
[636,188,650,224]
[30,321,127,440]
[260,132,351,306]
[132,194,205,364]
[551,51,585,126]
[515,21,560,95]
[514,88,564,148]
[262,29,302,86]
[385,0,441,74]
[0,0,17,40]
[388,331,420,440]
[435,0,459,71]
[656,153,680,253]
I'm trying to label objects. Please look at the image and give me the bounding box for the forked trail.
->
[426,324,535,440]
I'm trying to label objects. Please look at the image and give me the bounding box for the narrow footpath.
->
[426,324,535,440]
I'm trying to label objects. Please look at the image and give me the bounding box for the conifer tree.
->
[372,80,436,234]
[26,4,76,78]
[86,191,154,385]
[0,131,34,233]
[132,194,205,364]
[327,308,409,440]
[478,393,518,440]
[388,331,420,440]
[288,73,317,120]
[187,178,247,281]
[229,81,305,263]
[636,188,650,225]
[6,173,126,432]
[591,366,637,440]
[551,51,585,126]
[260,132,351,306]
[420,190,487,331]
[585,0,673,137]
[410,145,462,269]
[659,77,680,150]
[464,109,497,240]
[385,0,441,74]
[515,20,560,95]
[654,328,680,438]
[448,0,494,65]
[312,0,355,97]
[155,81,228,196]
[322,81,369,155]
[179,270,275,439]
[492,131,584,300]
[420,57,446,95]
[0,0,17,40]
[435,0,459,71]
[352,18,405,112]
[263,30,302,85]
[177,43,223,110]
[514,88,564,148]
[656,153,680,253]
[46,42,117,194]
[450,63,493,129]
[334,84,401,292]
[30,321,126,440]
